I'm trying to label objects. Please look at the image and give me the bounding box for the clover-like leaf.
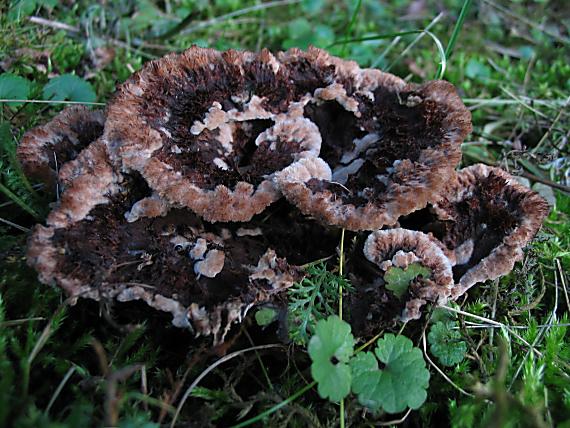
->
[42,74,96,103]
[0,73,32,106]
[308,315,354,402]
[428,321,467,367]
[373,334,430,413]
[384,263,431,298]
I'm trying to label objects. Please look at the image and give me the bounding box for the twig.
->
[520,171,570,194]
[105,364,144,426]
[375,408,413,426]
[29,16,78,32]
[556,259,570,316]
[0,216,30,232]
[531,97,570,153]
[481,0,570,45]
[28,16,157,59]
[500,86,549,119]
[441,305,543,358]
[0,317,44,327]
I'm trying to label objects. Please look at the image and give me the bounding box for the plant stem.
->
[339,228,345,319]
[338,228,346,428]
[0,182,40,219]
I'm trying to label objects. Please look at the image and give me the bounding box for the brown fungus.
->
[400,164,549,299]
[103,47,329,223]
[276,79,472,231]
[17,106,105,193]
[21,46,551,343]
[27,169,304,343]
[362,228,454,321]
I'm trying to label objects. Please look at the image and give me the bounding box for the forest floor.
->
[0,0,569,427]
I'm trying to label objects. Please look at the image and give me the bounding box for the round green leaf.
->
[428,321,467,367]
[8,0,37,22]
[254,308,277,327]
[373,334,430,413]
[384,263,432,299]
[42,74,96,103]
[0,73,32,106]
[308,315,354,402]
[349,352,384,410]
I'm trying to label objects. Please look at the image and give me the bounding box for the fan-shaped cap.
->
[17,106,105,193]
[103,47,331,223]
[363,228,454,320]
[27,164,302,344]
[275,75,472,230]
[424,164,549,298]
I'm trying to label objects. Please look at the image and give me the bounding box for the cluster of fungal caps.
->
[19,47,549,344]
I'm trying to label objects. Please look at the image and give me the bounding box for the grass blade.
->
[435,0,472,79]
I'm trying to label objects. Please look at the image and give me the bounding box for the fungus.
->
[17,106,105,193]
[21,46,549,343]
[361,229,454,322]
[400,164,550,299]
[276,79,472,231]
[27,166,304,343]
[103,47,328,223]
[103,46,470,227]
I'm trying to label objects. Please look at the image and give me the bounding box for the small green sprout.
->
[428,321,467,367]
[254,307,278,327]
[384,263,432,298]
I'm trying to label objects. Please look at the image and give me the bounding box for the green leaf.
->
[349,351,384,409]
[428,321,467,367]
[288,262,351,345]
[465,59,491,81]
[308,315,354,402]
[384,263,431,298]
[42,74,96,103]
[350,335,430,413]
[7,0,37,21]
[301,0,325,14]
[0,73,32,106]
[373,334,430,413]
[255,308,277,327]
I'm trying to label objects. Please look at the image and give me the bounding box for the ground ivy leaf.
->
[42,74,96,103]
[308,315,354,402]
[373,334,430,413]
[0,73,32,106]
[349,352,384,410]
[428,321,467,366]
[384,263,431,298]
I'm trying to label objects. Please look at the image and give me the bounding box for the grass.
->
[1,0,569,426]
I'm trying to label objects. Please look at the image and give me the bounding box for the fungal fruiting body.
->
[17,106,105,194]
[20,46,548,340]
